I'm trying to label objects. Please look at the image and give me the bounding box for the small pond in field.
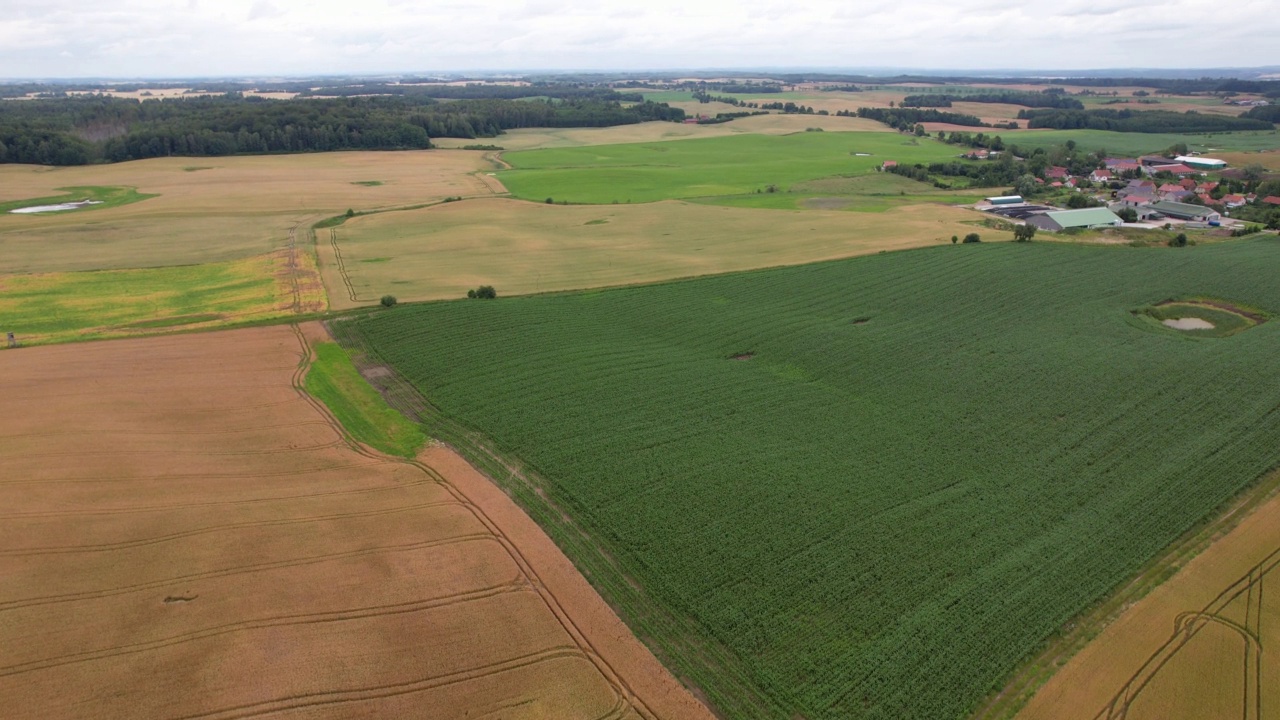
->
[10,200,103,214]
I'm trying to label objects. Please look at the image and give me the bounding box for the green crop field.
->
[497,132,963,204]
[340,238,1280,720]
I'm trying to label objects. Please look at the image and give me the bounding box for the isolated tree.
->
[468,285,497,299]
[380,295,397,307]
[345,208,355,217]
[1015,174,1039,198]
[914,124,926,137]
[1242,163,1266,184]
[1117,207,1138,223]
[962,233,982,243]
[1168,233,1188,247]
[1014,224,1036,242]
[951,234,958,244]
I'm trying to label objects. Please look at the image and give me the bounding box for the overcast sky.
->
[3,0,1279,79]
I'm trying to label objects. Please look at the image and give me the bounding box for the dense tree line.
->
[1242,105,1280,122]
[901,92,1084,110]
[296,83,641,101]
[1018,108,1274,133]
[852,107,987,129]
[0,94,685,165]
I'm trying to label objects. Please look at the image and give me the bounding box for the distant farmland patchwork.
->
[341,240,1280,719]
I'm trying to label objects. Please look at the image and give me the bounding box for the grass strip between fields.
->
[304,341,426,458]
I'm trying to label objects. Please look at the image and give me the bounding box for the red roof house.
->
[1046,166,1070,180]
[1089,168,1113,182]
[881,160,898,170]
[1263,196,1280,206]
[1148,164,1197,176]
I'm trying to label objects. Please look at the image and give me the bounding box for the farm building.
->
[986,195,1024,206]
[1175,156,1228,171]
[1026,208,1124,232]
[1145,163,1198,177]
[1145,201,1221,223]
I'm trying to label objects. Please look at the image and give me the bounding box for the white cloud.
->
[0,0,1276,77]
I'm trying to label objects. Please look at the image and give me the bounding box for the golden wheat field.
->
[0,323,714,720]
[319,197,1001,308]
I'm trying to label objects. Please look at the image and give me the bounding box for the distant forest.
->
[1018,108,1274,133]
[0,94,685,166]
[900,92,1085,110]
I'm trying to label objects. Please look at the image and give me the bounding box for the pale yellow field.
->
[0,151,495,273]
[1217,150,1280,171]
[1016,483,1280,720]
[431,113,890,151]
[319,197,1004,308]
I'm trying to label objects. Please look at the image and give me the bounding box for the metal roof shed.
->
[1041,208,1124,230]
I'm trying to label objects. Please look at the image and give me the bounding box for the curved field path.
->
[0,324,712,720]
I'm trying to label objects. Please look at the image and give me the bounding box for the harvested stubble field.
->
[0,324,712,720]
[0,151,493,274]
[341,239,1280,719]
[320,197,999,308]
[431,113,890,151]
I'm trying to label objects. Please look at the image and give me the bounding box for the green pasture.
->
[498,132,964,204]
[344,238,1280,720]
[304,341,426,458]
[0,185,156,215]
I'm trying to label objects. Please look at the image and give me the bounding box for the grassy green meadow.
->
[304,341,426,457]
[343,238,1280,720]
[0,185,156,215]
[498,132,963,204]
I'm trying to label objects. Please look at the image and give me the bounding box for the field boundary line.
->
[972,464,1280,720]
[289,323,666,720]
[323,319,745,718]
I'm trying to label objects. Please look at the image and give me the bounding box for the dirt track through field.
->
[0,325,713,720]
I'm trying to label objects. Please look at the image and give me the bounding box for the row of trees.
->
[900,92,1084,110]
[849,107,987,129]
[0,95,686,165]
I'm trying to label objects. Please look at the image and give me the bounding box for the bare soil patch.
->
[1162,317,1214,330]
[0,325,711,720]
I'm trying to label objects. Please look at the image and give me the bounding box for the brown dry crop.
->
[0,325,713,720]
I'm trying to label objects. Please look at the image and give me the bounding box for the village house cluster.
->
[976,153,1280,232]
